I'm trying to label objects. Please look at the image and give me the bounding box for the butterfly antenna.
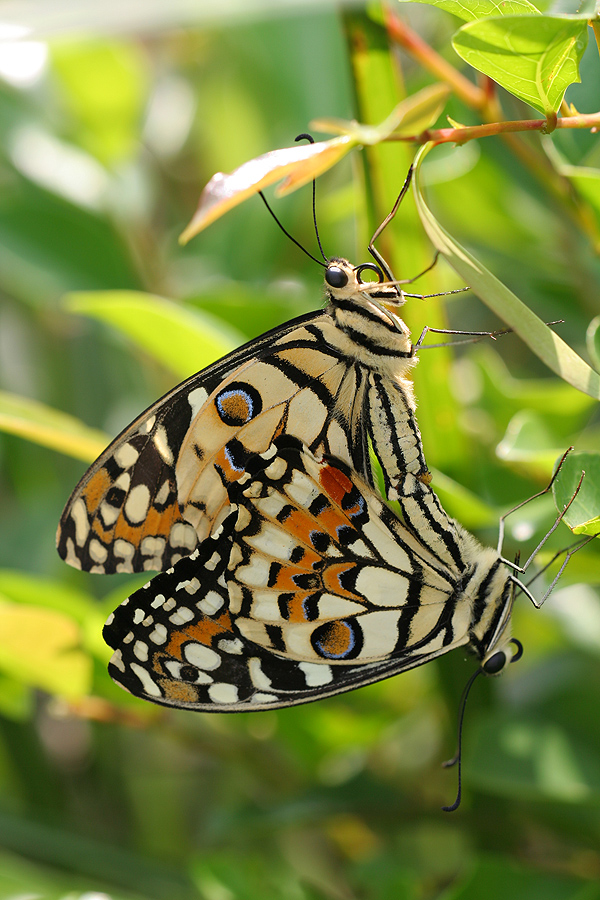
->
[295,133,328,263]
[258,190,325,268]
[441,667,483,812]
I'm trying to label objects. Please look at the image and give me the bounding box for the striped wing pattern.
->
[103,437,512,711]
[58,262,429,575]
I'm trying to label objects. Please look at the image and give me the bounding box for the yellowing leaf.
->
[180,136,353,243]
[311,84,450,142]
[0,389,109,462]
[0,602,92,699]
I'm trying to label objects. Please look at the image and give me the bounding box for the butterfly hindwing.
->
[103,437,487,712]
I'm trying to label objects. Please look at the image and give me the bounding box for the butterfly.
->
[103,435,522,711]
[57,255,434,576]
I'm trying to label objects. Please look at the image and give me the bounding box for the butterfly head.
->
[325,257,407,308]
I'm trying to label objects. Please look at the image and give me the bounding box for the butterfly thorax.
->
[324,257,416,378]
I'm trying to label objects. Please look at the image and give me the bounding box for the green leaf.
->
[442,856,593,900]
[587,316,600,372]
[64,290,243,379]
[452,16,589,116]
[496,410,564,471]
[50,40,149,165]
[0,601,92,699]
[413,144,600,400]
[561,165,600,230]
[467,715,600,803]
[0,389,109,462]
[552,450,600,536]
[397,0,541,22]
[312,83,450,140]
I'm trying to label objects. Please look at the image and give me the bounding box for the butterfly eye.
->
[355,263,384,284]
[482,650,507,675]
[325,266,348,288]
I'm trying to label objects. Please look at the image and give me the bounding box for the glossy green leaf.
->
[413,144,600,400]
[0,601,92,699]
[452,16,588,116]
[64,290,243,379]
[396,0,540,21]
[0,389,109,462]
[552,450,600,536]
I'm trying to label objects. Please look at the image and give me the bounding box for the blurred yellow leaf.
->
[0,390,109,462]
[0,602,92,699]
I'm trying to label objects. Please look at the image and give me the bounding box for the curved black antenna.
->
[441,667,483,812]
[258,191,326,268]
[442,638,524,812]
[295,133,328,263]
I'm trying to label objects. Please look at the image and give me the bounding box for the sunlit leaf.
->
[64,290,242,378]
[0,602,92,699]
[452,16,588,116]
[0,389,108,462]
[496,410,564,471]
[413,144,600,400]
[587,316,600,372]
[179,136,353,242]
[396,0,541,21]
[552,450,600,536]
[311,83,450,140]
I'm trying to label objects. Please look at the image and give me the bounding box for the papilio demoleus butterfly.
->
[57,250,436,575]
[102,435,538,712]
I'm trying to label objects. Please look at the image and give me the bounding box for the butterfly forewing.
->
[58,263,429,575]
[103,436,512,712]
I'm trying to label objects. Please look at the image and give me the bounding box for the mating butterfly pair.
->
[58,245,532,713]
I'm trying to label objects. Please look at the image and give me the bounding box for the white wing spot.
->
[199,590,224,615]
[125,484,151,525]
[89,539,108,564]
[298,662,333,687]
[183,642,221,670]
[153,425,174,465]
[114,443,140,468]
[248,657,272,689]
[130,662,161,697]
[149,623,168,645]
[208,682,239,704]
[133,640,148,661]
[71,498,90,546]
[169,606,194,625]
[188,386,209,418]
[169,522,197,550]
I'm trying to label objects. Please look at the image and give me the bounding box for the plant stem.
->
[385,10,487,111]
[385,111,600,144]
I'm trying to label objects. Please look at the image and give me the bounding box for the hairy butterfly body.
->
[57,257,430,575]
[103,436,520,711]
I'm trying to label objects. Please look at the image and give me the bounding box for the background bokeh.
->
[0,2,599,898]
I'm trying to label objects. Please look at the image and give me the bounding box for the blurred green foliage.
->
[0,2,599,899]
